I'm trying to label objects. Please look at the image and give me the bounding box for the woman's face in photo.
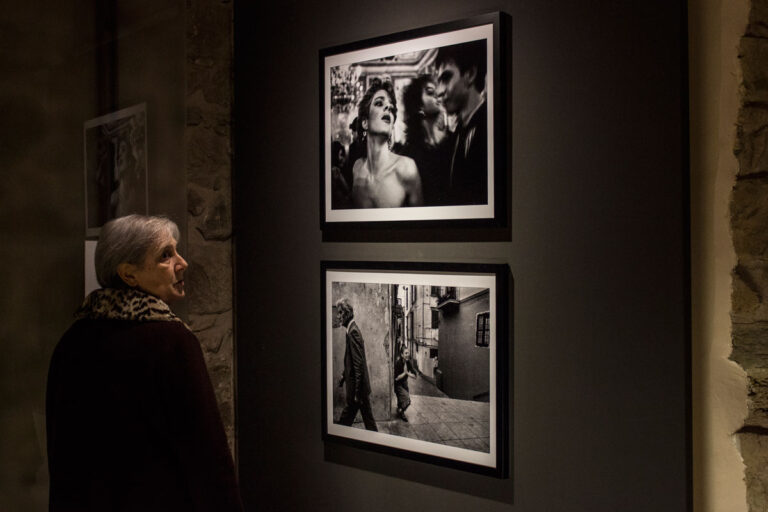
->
[420,81,441,117]
[365,89,395,136]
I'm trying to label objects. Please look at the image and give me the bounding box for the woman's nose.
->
[176,254,188,270]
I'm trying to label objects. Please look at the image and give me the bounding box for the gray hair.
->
[335,298,354,324]
[95,214,180,289]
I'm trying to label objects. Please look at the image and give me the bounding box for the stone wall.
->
[184,0,236,456]
[732,0,768,509]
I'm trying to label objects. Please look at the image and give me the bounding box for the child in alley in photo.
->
[394,345,417,422]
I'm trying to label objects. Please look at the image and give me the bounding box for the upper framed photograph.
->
[320,12,510,230]
[321,261,510,477]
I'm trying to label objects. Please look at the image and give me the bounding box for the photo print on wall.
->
[84,103,148,238]
[320,12,509,229]
[321,261,509,477]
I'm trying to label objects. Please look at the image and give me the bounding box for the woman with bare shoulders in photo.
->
[351,79,423,208]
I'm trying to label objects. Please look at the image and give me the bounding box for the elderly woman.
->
[350,78,423,208]
[46,214,243,511]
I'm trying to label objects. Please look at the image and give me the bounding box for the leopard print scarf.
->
[76,288,187,327]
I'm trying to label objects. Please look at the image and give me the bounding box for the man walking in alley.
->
[335,298,378,431]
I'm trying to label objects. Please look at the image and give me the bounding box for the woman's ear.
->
[117,263,139,287]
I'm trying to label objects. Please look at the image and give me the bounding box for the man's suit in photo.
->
[338,320,378,431]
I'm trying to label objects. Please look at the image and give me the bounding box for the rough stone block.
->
[740,36,768,104]
[186,241,233,314]
[209,363,234,398]
[737,432,768,511]
[199,192,231,241]
[187,184,232,240]
[213,175,229,192]
[186,0,234,459]
[187,2,230,60]
[195,313,232,354]
[187,105,203,126]
[195,312,234,436]
[187,185,206,216]
[186,0,232,108]
[736,106,768,177]
[747,0,768,38]
[188,312,218,332]
[189,68,232,108]
[186,89,229,127]
[733,261,768,323]
[186,126,231,188]
[732,178,768,259]
[732,321,768,369]
[745,368,768,428]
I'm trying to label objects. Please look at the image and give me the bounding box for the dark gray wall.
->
[234,1,689,510]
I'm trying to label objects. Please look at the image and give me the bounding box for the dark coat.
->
[46,318,243,512]
[343,321,372,402]
[448,101,488,205]
[398,138,452,206]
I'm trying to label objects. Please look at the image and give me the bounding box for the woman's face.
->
[365,89,395,136]
[131,233,188,303]
[420,81,441,117]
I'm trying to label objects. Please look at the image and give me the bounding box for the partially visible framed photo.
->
[320,12,510,230]
[84,103,148,238]
[321,261,509,477]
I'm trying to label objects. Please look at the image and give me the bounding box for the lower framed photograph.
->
[321,261,509,477]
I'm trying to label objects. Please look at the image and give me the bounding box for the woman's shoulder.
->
[52,318,199,366]
[124,321,203,365]
[393,154,419,180]
[352,157,369,180]
[143,321,199,348]
[61,316,189,336]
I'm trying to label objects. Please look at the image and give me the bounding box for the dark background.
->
[235,0,689,510]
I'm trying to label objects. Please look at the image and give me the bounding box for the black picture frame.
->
[321,260,509,477]
[319,12,510,232]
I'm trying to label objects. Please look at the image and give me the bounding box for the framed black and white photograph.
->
[321,261,509,477]
[320,12,509,229]
[84,103,148,238]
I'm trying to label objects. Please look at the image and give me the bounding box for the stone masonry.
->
[732,0,768,509]
[184,0,236,457]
